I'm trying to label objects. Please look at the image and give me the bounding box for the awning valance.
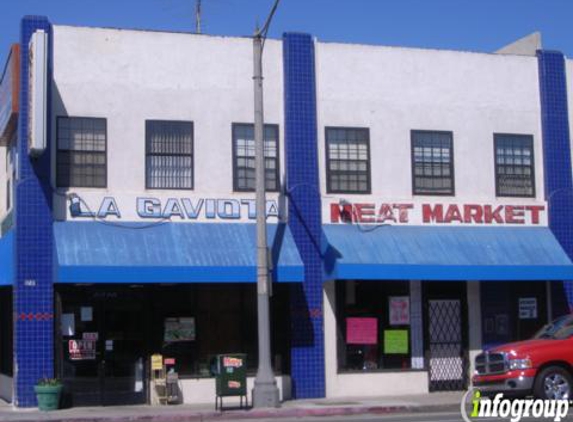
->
[54,222,304,283]
[323,225,573,281]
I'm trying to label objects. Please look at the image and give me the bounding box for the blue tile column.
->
[283,32,325,399]
[537,50,573,310]
[13,16,54,407]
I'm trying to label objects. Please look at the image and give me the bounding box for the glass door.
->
[101,293,147,405]
[57,287,148,407]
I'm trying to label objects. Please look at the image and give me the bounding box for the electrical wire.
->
[257,0,281,52]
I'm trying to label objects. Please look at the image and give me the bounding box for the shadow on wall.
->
[50,82,70,222]
[552,281,572,317]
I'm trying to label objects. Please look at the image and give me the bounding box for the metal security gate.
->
[427,299,468,391]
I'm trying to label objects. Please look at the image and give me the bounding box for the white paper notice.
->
[61,313,75,336]
[81,307,93,322]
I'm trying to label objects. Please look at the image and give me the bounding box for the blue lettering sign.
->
[97,197,121,218]
[217,199,240,219]
[205,199,216,219]
[241,199,256,219]
[181,198,203,218]
[162,198,185,219]
[137,198,161,218]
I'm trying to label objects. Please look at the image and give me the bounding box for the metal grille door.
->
[428,299,467,391]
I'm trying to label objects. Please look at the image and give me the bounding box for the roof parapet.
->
[495,32,542,56]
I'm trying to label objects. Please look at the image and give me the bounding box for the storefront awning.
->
[54,222,304,283]
[0,230,13,286]
[323,225,573,281]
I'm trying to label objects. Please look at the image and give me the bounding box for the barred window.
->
[57,117,107,188]
[146,121,194,189]
[411,130,454,195]
[326,127,370,194]
[232,123,279,192]
[495,134,535,197]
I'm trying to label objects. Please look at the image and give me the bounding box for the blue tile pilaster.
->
[13,16,54,407]
[537,50,573,310]
[283,32,325,399]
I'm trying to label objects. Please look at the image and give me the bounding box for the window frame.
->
[494,133,536,198]
[56,116,108,189]
[145,120,195,191]
[231,122,280,193]
[325,126,372,195]
[410,129,455,196]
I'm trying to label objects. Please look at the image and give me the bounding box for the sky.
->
[1,0,573,68]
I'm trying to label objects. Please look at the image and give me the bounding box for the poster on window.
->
[346,317,378,345]
[164,317,196,342]
[389,296,410,326]
[519,298,538,320]
[68,339,96,361]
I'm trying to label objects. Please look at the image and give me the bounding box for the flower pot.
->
[34,384,63,411]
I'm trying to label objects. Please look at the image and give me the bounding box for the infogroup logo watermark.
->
[461,390,570,422]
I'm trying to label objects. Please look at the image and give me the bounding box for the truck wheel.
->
[533,366,572,400]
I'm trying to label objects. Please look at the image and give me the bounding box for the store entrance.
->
[424,282,469,392]
[56,287,149,407]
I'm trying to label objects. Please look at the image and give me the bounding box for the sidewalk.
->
[0,392,464,422]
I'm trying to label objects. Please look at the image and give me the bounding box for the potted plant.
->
[34,377,63,411]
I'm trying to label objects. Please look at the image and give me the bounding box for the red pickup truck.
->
[473,314,573,399]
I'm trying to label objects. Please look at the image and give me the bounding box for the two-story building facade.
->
[0,16,572,407]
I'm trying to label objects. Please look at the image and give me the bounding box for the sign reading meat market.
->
[329,202,546,226]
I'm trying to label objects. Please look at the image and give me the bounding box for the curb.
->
[0,402,462,422]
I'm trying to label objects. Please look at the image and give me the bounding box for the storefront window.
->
[57,284,290,385]
[336,280,411,372]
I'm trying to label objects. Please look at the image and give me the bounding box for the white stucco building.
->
[0,17,572,407]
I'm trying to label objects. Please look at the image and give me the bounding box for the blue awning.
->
[54,222,304,283]
[323,225,573,281]
[0,230,13,286]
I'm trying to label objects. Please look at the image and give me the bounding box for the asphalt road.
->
[221,410,573,422]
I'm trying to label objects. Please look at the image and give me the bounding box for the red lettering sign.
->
[331,202,545,225]
[463,205,483,224]
[526,205,544,224]
[422,204,443,223]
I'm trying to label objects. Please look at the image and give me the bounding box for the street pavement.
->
[3,392,573,422]
[233,411,573,422]
[0,392,462,422]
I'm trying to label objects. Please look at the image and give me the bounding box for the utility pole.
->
[252,0,281,409]
[195,0,202,34]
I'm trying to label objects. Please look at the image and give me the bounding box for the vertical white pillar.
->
[323,281,337,397]
[410,280,424,369]
[467,281,482,384]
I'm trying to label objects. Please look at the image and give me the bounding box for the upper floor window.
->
[326,127,370,194]
[494,134,535,197]
[232,123,279,192]
[411,130,454,196]
[57,117,107,188]
[146,120,194,190]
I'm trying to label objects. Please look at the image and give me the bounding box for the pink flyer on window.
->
[346,317,378,345]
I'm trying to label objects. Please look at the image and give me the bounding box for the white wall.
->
[0,141,14,223]
[160,375,290,405]
[51,27,548,226]
[0,374,12,403]
[0,147,7,218]
[51,26,285,222]
[316,42,546,225]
